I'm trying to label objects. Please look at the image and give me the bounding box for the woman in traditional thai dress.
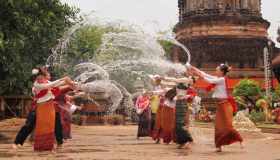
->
[190,63,243,152]
[185,78,197,129]
[149,75,163,139]
[32,68,74,151]
[12,66,75,150]
[152,97,163,143]
[42,66,74,146]
[135,90,151,139]
[60,93,82,140]
[175,83,194,149]
[153,87,177,144]
[150,94,161,138]
[161,76,195,130]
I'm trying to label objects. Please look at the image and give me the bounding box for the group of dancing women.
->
[12,62,243,153]
[135,63,243,152]
[12,66,83,152]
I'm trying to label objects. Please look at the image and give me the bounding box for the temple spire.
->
[175,0,270,76]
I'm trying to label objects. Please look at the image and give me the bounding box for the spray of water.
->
[46,11,98,66]
[80,80,123,113]
[92,31,189,90]
[156,32,191,64]
[45,13,193,120]
[74,62,109,83]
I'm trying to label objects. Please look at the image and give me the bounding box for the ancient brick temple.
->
[173,0,272,78]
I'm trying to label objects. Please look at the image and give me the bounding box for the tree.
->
[158,40,174,59]
[0,0,79,95]
[63,25,129,66]
[233,79,262,108]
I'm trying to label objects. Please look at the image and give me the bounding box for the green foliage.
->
[249,110,266,123]
[234,96,247,110]
[57,25,129,73]
[158,40,173,59]
[256,98,267,108]
[233,79,262,98]
[64,25,105,66]
[0,0,79,95]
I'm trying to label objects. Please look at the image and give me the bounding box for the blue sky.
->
[61,0,279,43]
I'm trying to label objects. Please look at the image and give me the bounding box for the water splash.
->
[74,62,109,83]
[110,80,135,118]
[80,80,123,113]
[92,31,188,92]
[46,11,98,67]
[157,32,191,64]
[46,14,193,117]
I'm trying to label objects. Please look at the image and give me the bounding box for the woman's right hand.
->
[61,76,71,81]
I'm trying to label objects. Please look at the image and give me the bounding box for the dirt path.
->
[0,121,280,160]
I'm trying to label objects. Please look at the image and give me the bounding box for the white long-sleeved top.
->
[70,104,79,114]
[163,99,176,109]
[200,71,228,99]
[33,79,64,103]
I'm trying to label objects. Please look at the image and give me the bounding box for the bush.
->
[249,110,265,123]
[233,79,262,97]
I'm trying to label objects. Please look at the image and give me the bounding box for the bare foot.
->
[12,144,18,150]
[177,144,185,149]
[185,142,193,150]
[216,147,222,152]
[57,144,63,149]
[155,139,160,144]
[51,149,57,154]
[240,142,245,149]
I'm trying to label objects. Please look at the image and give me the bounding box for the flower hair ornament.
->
[219,63,232,72]
[32,68,39,75]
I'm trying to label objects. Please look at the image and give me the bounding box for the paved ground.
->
[0,120,280,160]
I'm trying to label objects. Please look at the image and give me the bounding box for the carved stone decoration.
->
[278,27,280,43]
[174,0,270,78]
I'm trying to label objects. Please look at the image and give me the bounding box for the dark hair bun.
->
[165,87,177,100]
[176,83,188,90]
[219,64,231,75]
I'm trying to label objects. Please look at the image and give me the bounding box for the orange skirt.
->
[34,100,56,151]
[161,106,175,144]
[215,100,243,148]
[153,105,175,144]
[152,105,163,140]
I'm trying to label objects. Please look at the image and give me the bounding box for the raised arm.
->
[151,89,165,95]
[163,77,191,84]
[34,79,65,90]
[203,76,224,84]
[190,65,217,80]
[200,71,217,79]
